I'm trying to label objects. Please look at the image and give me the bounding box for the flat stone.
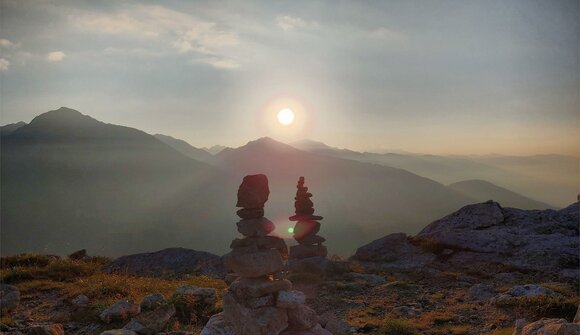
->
[287,304,318,330]
[277,290,306,309]
[236,174,269,209]
[236,218,275,237]
[99,300,140,324]
[230,277,293,299]
[292,221,321,240]
[289,215,323,222]
[223,249,284,278]
[236,208,264,220]
[230,236,288,258]
[288,257,330,277]
[296,234,326,246]
[245,294,275,309]
[222,293,288,335]
[289,245,327,259]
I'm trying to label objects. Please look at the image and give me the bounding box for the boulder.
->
[123,304,176,335]
[72,294,90,307]
[27,324,64,335]
[223,249,284,278]
[276,291,306,309]
[230,236,288,258]
[351,233,436,268]
[140,293,165,311]
[172,286,217,323]
[235,219,276,238]
[99,300,140,324]
[246,294,275,309]
[236,208,264,220]
[287,305,318,330]
[222,293,288,335]
[201,313,238,335]
[68,249,88,260]
[506,284,557,298]
[280,324,332,335]
[230,277,293,300]
[318,311,351,334]
[521,318,580,335]
[0,284,20,313]
[103,248,226,279]
[236,174,269,208]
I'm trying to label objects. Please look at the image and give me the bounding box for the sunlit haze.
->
[0,0,578,156]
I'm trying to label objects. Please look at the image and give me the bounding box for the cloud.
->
[47,51,65,62]
[0,58,10,71]
[276,15,319,31]
[0,38,17,48]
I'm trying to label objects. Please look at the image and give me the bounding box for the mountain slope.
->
[214,137,475,254]
[1,121,27,136]
[448,180,553,210]
[154,134,214,163]
[1,107,233,256]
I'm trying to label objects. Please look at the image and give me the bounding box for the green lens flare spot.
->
[288,227,294,234]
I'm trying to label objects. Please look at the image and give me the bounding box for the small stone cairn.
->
[289,177,327,260]
[201,174,331,335]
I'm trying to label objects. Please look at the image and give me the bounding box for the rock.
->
[230,277,293,300]
[172,286,217,323]
[318,311,351,334]
[236,174,269,209]
[289,245,327,259]
[201,313,238,335]
[296,235,326,246]
[222,293,288,335]
[140,293,165,311]
[175,286,217,304]
[292,221,321,240]
[288,257,330,277]
[347,272,386,286]
[0,284,20,313]
[280,324,332,335]
[68,249,88,260]
[246,294,275,309]
[506,284,557,298]
[231,236,288,258]
[513,318,527,335]
[351,233,436,268]
[276,290,306,309]
[574,305,580,323]
[236,218,276,237]
[392,306,422,318]
[287,305,318,330]
[100,330,138,335]
[103,247,226,279]
[27,325,64,335]
[521,318,580,335]
[99,300,140,324]
[72,294,89,307]
[223,249,284,278]
[236,208,264,220]
[123,304,176,335]
[468,283,496,301]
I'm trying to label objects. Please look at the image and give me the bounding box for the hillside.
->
[448,179,553,210]
[154,134,214,163]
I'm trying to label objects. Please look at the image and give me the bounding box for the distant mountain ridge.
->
[154,134,214,163]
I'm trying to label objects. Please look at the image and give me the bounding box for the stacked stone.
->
[289,177,328,260]
[202,174,331,335]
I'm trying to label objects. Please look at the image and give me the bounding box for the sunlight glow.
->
[287,226,294,234]
[277,108,295,125]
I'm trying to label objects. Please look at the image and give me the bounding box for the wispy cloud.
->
[0,38,18,48]
[276,15,319,32]
[0,58,10,71]
[47,51,65,62]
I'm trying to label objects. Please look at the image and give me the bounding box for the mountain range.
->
[1,107,572,257]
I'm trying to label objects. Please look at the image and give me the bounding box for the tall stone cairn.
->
[289,177,328,260]
[201,174,332,335]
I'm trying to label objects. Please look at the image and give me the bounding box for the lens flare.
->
[277,108,294,125]
[287,226,294,234]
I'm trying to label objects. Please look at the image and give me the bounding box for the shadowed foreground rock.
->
[203,174,332,335]
[352,200,579,279]
[103,247,226,279]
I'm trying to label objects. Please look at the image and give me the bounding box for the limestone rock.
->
[276,290,306,309]
[236,208,264,220]
[230,236,288,258]
[246,294,275,309]
[223,293,288,335]
[201,313,238,335]
[236,218,276,237]
[99,300,140,324]
[140,293,165,311]
[72,294,89,307]
[123,304,176,335]
[287,257,330,277]
[287,305,318,330]
[293,221,321,240]
[352,233,436,267]
[296,235,326,246]
[230,277,293,300]
[27,324,64,335]
[223,249,284,278]
[319,311,351,334]
[0,284,20,313]
[68,249,88,260]
[236,174,269,209]
[506,284,557,298]
[521,318,580,335]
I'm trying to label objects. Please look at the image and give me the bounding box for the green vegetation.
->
[378,317,418,335]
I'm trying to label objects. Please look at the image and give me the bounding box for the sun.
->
[277,108,295,125]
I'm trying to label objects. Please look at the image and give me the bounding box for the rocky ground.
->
[1,201,578,335]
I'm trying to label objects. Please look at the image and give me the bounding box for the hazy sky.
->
[1,0,578,155]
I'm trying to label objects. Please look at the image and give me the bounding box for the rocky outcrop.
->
[99,300,140,324]
[352,201,579,278]
[519,318,580,335]
[103,248,226,279]
[0,284,20,313]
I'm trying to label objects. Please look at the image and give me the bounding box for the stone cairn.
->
[289,177,327,260]
[201,174,331,335]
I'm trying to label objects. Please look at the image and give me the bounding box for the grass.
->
[378,317,418,335]
[494,295,578,321]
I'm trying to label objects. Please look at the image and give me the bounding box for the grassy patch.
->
[495,295,577,320]
[1,254,54,269]
[378,317,419,335]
